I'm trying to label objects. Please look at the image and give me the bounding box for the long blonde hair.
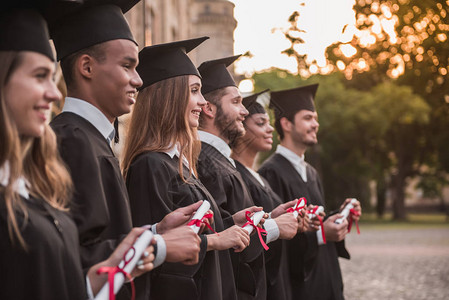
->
[0,51,73,250]
[122,75,200,181]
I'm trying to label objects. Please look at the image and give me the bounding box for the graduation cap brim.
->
[0,9,54,60]
[198,55,241,95]
[137,37,209,90]
[269,84,318,119]
[50,0,139,60]
[0,1,85,61]
[82,0,139,13]
[243,89,270,116]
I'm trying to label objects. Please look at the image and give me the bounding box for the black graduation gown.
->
[0,194,86,300]
[259,153,350,300]
[50,112,132,268]
[197,142,267,300]
[126,151,224,300]
[235,160,293,300]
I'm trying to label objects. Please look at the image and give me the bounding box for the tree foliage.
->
[277,0,448,219]
[252,69,430,216]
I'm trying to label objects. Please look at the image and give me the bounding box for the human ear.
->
[201,101,215,119]
[78,54,94,79]
[280,117,292,134]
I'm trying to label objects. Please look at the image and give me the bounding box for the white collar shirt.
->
[163,144,195,176]
[0,162,29,199]
[198,130,236,168]
[275,144,307,182]
[62,97,115,143]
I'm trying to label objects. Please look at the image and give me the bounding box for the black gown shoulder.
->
[51,112,132,269]
[197,142,267,300]
[235,160,293,300]
[0,193,86,300]
[259,152,349,300]
[126,151,223,300]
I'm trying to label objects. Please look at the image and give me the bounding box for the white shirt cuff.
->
[85,275,94,300]
[316,229,325,245]
[153,234,166,268]
[264,219,280,244]
[151,223,158,234]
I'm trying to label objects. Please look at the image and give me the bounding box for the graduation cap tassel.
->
[114,118,120,144]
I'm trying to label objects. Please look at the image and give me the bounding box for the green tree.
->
[281,0,447,219]
[252,68,430,218]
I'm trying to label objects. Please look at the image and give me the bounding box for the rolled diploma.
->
[335,198,357,224]
[308,206,324,219]
[292,198,306,218]
[308,206,325,244]
[95,229,154,300]
[189,200,211,234]
[243,211,265,234]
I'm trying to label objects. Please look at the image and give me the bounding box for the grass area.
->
[359,212,449,229]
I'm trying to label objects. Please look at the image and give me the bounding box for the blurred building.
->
[52,0,238,155]
[125,0,237,68]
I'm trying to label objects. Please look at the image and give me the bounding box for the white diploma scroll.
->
[308,206,325,244]
[189,200,211,234]
[292,198,307,218]
[95,230,154,300]
[243,211,265,234]
[335,198,357,224]
[308,206,324,219]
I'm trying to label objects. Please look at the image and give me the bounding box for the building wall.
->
[125,0,236,68]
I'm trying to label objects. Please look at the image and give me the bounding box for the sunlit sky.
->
[230,0,357,76]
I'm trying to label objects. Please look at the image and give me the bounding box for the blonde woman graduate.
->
[0,4,153,300]
[123,37,251,300]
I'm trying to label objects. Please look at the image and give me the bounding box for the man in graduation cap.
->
[197,55,283,300]
[258,84,362,300]
[48,0,202,294]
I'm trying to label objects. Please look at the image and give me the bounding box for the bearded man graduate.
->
[258,84,362,300]
[196,56,285,300]
[49,1,202,297]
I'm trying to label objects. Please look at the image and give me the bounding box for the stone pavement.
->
[340,225,449,300]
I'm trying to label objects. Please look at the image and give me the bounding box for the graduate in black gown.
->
[258,84,362,300]
[197,56,283,300]
[0,5,153,299]
[122,37,250,300]
[49,1,202,289]
[230,91,311,300]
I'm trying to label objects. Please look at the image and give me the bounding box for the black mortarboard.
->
[269,84,318,119]
[0,0,68,60]
[137,37,209,91]
[3,1,83,25]
[197,55,241,95]
[50,0,139,60]
[243,89,270,116]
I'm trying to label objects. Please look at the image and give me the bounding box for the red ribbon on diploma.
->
[242,211,269,251]
[97,247,136,300]
[287,197,308,215]
[187,213,218,234]
[348,208,361,234]
[308,206,326,244]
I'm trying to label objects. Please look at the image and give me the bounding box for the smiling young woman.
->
[0,6,155,300]
[123,37,252,300]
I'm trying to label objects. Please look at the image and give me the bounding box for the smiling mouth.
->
[126,91,136,99]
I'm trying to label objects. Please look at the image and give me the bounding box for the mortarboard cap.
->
[0,9,54,60]
[198,55,241,95]
[137,37,209,91]
[269,84,318,119]
[243,89,270,116]
[0,0,82,61]
[50,0,139,60]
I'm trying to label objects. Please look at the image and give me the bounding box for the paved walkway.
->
[340,225,449,300]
